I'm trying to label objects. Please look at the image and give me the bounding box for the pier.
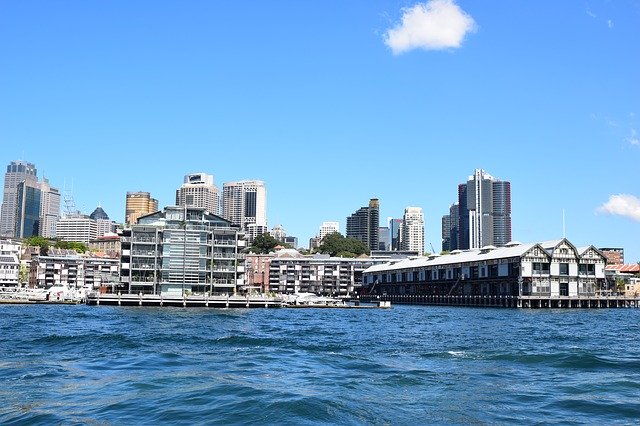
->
[360,294,640,309]
[87,293,284,308]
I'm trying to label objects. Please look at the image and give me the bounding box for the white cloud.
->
[608,19,614,28]
[384,0,476,54]
[629,129,639,146]
[586,8,597,18]
[598,194,640,222]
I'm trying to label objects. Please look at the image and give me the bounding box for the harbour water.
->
[1,304,639,425]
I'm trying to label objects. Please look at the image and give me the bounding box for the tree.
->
[54,240,88,253]
[249,233,290,254]
[23,236,50,255]
[317,232,369,257]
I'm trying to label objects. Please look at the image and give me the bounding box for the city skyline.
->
[1,1,638,261]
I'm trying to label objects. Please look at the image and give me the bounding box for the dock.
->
[87,293,285,308]
[360,294,640,309]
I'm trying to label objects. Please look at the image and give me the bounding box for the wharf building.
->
[248,249,388,296]
[222,180,267,241]
[28,248,119,290]
[176,173,221,216]
[120,206,246,296]
[125,191,158,226]
[346,198,380,252]
[363,238,607,300]
[1,160,38,238]
[444,169,511,251]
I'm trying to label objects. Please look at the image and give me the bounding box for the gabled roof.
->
[365,243,537,274]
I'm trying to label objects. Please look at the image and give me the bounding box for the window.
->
[559,263,569,275]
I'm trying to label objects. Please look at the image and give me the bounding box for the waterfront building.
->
[245,253,272,293]
[90,206,116,237]
[222,180,267,232]
[604,263,640,296]
[30,249,119,290]
[452,169,511,250]
[1,160,38,238]
[125,191,159,226]
[176,173,221,216]
[400,207,424,253]
[38,178,60,239]
[267,249,387,296]
[363,238,606,298]
[56,214,98,244]
[0,239,21,286]
[599,248,624,265]
[15,180,41,239]
[120,206,246,295]
[346,199,379,252]
[389,218,403,251]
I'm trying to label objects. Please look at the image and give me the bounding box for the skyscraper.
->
[318,221,340,241]
[176,173,221,215]
[222,180,267,230]
[39,178,61,239]
[125,191,159,226]
[454,169,511,249]
[389,218,403,251]
[1,160,37,237]
[400,207,424,253]
[441,202,459,252]
[90,206,115,237]
[15,180,41,239]
[346,198,379,252]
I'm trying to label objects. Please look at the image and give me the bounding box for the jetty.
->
[360,294,640,309]
[87,292,285,308]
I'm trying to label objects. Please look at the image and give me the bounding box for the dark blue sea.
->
[1,304,639,425]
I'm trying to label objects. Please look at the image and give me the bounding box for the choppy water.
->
[0,304,639,425]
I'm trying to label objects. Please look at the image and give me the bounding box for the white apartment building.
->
[0,239,21,286]
[176,173,221,215]
[400,207,424,253]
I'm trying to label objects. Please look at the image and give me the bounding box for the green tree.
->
[54,240,88,253]
[249,233,290,254]
[317,232,369,257]
[23,236,50,255]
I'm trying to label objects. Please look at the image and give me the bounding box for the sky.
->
[1,0,639,261]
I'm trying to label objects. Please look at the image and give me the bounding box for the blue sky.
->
[1,0,639,261]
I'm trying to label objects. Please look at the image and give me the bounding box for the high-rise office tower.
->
[222,180,267,230]
[318,221,340,241]
[56,214,98,244]
[455,169,511,249]
[125,191,159,226]
[389,218,403,251]
[441,202,459,252]
[176,173,221,215]
[378,226,390,251]
[400,207,424,253]
[39,178,61,239]
[346,198,379,252]
[90,206,115,237]
[15,180,41,239]
[1,160,38,237]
